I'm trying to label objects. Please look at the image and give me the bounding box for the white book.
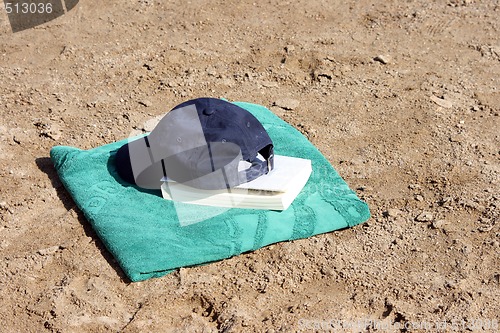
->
[160,155,312,210]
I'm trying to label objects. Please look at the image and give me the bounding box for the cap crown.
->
[116,98,274,190]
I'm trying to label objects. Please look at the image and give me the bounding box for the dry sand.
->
[0,0,499,332]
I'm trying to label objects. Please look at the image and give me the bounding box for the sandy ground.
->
[0,0,499,332]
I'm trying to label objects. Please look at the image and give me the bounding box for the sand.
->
[0,0,499,331]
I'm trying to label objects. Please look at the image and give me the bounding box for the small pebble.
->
[374,55,391,64]
[449,134,462,143]
[206,67,217,76]
[179,267,188,283]
[13,133,29,145]
[416,211,434,222]
[41,124,62,141]
[37,246,61,256]
[386,208,400,217]
[142,115,163,132]
[357,186,373,192]
[261,81,279,88]
[274,98,300,110]
[139,100,152,107]
[432,220,447,229]
[430,95,453,108]
[462,245,472,255]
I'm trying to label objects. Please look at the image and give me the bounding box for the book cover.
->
[160,155,312,210]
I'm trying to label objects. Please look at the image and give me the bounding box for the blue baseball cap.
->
[115,98,274,190]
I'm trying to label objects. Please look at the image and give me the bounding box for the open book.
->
[160,155,312,210]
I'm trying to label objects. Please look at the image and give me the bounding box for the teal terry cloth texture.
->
[50,101,370,282]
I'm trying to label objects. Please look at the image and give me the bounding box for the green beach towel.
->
[50,101,370,282]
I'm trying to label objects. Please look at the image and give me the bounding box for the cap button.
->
[203,108,215,115]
